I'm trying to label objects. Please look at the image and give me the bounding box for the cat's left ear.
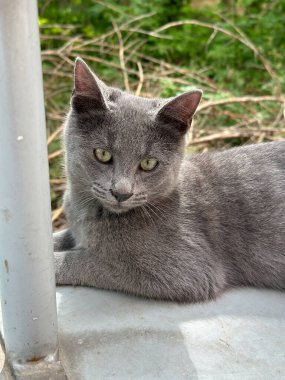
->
[72,57,109,113]
[156,90,202,135]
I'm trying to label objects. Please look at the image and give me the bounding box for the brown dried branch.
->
[189,129,284,146]
[50,178,66,185]
[199,96,285,112]
[135,61,144,96]
[52,206,64,223]
[48,149,64,161]
[47,125,64,145]
[113,21,130,92]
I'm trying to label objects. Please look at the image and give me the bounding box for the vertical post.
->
[0,0,64,377]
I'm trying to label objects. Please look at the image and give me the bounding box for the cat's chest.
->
[93,217,151,245]
[83,212,176,255]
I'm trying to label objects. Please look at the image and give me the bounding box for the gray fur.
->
[54,57,285,302]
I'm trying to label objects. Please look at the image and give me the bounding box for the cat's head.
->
[65,57,202,214]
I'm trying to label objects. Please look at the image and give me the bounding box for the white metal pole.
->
[0,0,62,375]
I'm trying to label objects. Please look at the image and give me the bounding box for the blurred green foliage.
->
[39,0,285,95]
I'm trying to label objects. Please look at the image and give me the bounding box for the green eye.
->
[140,158,158,171]
[94,148,112,163]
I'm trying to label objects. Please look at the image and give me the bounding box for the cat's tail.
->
[53,228,76,252]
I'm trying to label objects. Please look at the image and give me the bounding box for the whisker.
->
[147,201,167,219]
[145,203,165,224]
[138,206,148,226]
[130,202,146,206]
[73,194,97,210]
[92,193,107,202]
[91,187,106,196]
[93,182,107,191]
[134,195,147,201]
[141,204,156,227]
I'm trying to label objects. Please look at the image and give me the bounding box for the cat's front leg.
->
[54,248,89,286]
[54,248,117,289]
[53,248,219,303]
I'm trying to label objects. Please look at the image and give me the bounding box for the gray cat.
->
[53,57,285,302]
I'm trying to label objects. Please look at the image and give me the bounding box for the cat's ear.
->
[72,57,108,112]
[156,90,202,135]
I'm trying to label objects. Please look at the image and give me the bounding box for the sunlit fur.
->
[54,58,285,303]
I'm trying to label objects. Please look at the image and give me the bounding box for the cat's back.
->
[187,140,284,173]
[181,140,285,216]
[183,140,285,193]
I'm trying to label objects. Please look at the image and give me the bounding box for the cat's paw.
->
[54,251,75,285]
[53,249,83,286]
[54,252,64,285]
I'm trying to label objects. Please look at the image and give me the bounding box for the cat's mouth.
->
[94,195,146,214]
[104,202,132,213]
[91,186,147,213]
[101,199,146,214]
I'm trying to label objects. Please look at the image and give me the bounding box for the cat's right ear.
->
[156,90,202,136]
[72,57,109,113]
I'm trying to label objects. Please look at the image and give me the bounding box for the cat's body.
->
[54,58,285,302]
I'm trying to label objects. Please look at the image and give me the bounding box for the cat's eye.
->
[94,148,112,163]
[140,158,158,171]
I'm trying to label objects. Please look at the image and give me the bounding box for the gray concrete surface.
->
[1,287,285,379]
[56,287,285,380]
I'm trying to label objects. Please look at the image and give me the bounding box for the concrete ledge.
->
[56,287,285,380]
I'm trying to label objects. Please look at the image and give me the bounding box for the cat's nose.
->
[110,190,133,202]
